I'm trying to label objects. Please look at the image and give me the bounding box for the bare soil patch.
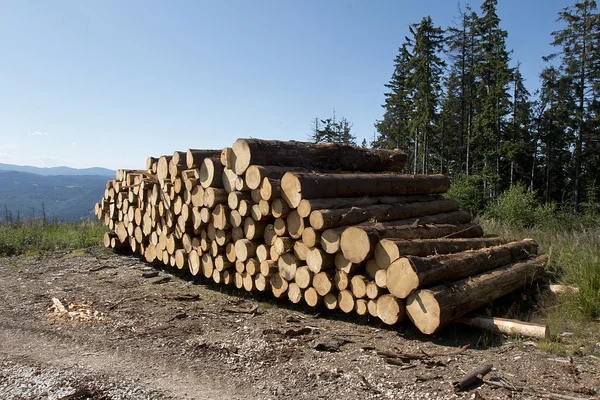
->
[1,248,598,399]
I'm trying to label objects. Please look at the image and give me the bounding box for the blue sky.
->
[0,0,570,170]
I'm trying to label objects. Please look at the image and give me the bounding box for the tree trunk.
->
[297,194,442,218]
[339,211,473,263]
[231,138,407,175]
[455,316,549,339]
[405,255,547,334]
[376,294,406,325]
[185,149,221,169]
[282,172,450,208]
[374,236,504,269]
[309,199,459,230]
[386,239,538,299]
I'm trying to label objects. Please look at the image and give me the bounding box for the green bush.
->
[446,174,487,214]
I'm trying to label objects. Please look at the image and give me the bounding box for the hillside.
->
[0,171,111,221]
[0,163,114,177]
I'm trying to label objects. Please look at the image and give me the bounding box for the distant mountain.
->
[0,163,115,177]
[0,171,109,221]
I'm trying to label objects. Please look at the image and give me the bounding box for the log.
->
[334,270,349,290]
[278,252,298,281]
[338,290,355,313]
[188,249,200,275]
[256,244,269,262]
[270,273,288,298]
[297,195,442,218]
[324,293,338,310]
[288,283,303,304]
[313,271,334,296]
[229,210,243,228]
[263,224,277,246]
[375,236,504,270]
[260,260,278,277]
[245,258,260,276]
[199,157,224,188]
[156,156,173,181]
[282,172,449,208]
[293,241,309,261]
[273,236,294,256]
[294,266,314,289]
[271,198,292,218]
[243,272,255,291]
[174,250,187,269]
[304,287,321,307]
[220,147,234,169]
[309,199,459,231]
[244,217,268,240]
[455,316,550,339]
[222,168,238,193]
[301,227,321,248]
[406,255,548,335]
[306,248,336,273]
[350,275,368,299]
[245,165,305,190]
[367,299,378,318]
[377,294,406,325]
[185,149,221,169]
[339,211,474,263]
[231,138,407,176]
[386,239,538,299]
[366,282,381,300]
[227,191,253,210]
[234,239,258,262]
[355,299,368,316]
[255,273,270,291]
[273,218,287,237]
[334,252,362,274]
[204,188,228,208]
[259,178,281,201]
[453,364,493,392]
[212,204,230,230]
[215,255,234,271]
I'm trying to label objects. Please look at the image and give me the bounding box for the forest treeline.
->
[313,0,600,212]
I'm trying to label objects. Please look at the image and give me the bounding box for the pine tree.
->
[546,0,600,210]
[444,5,478,174]
[407,16,446,174]
[375,43,414,152]
[472,0,512,196]
[310,111,356,145]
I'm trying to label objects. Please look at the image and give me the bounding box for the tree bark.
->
[374,236,504,269]
[339,211,473,263]
[406,255,548,334]
[387,239,538,299]
[309,199,459,230]
[297,194,442,218]
[282,172,450,208]
[231,138,407,175]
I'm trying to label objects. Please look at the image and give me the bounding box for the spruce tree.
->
[546,0,600,210]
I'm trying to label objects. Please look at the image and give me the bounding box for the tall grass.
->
[0,218,108,256]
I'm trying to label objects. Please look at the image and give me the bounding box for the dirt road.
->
[0,248,598,399]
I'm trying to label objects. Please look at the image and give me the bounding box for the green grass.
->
[0,219,108,257]
[477,214,600,349]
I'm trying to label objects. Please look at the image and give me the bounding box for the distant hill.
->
[0,171,109,221]
[0,163,115,177]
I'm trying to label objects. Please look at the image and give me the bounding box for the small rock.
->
[560,332,573,337]
[523,341,537,347]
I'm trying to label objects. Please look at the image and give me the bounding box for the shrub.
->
[446,174,487,214]
[485,183,538,227]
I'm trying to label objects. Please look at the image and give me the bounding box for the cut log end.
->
[281,172,302,208]
[405,289,441,334]
[386,258,419,299]
[377,294,406,325]
[340,227,372,264]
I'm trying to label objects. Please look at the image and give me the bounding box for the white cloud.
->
[30,131,48,136]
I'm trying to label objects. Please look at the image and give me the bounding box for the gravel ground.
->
[0,360,165,400]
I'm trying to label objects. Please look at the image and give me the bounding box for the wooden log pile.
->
[95,138,546,335]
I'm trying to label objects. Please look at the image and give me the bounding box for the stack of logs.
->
[95,138,546,335]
